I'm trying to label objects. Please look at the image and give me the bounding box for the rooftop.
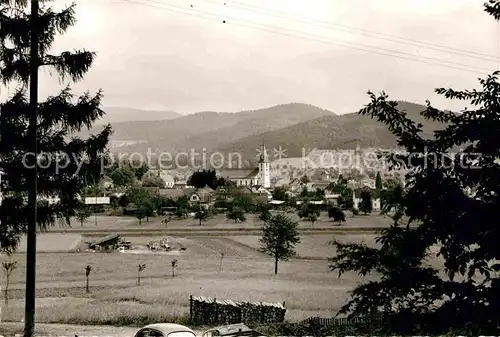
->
[218,168,259,179]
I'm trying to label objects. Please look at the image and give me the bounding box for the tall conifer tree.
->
[0,0,111,251]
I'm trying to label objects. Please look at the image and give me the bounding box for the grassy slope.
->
[4,251,369,324]
[3,231,384,325]
[0,215,418,327]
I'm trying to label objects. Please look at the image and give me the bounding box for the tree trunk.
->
[139,218,142,225]
[5,275,10,306]
[199,219,202,226]
[137,271,140,285]
[81,220,83,228]
[172,266,175,278]
[274,255,279,275]
[85,276,89,293]
[24,2,39,335]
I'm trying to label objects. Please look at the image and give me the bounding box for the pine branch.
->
[42,50,95,82]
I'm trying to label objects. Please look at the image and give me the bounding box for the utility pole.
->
[24,1,39,337]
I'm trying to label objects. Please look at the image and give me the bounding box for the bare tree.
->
[137,263,146,285]
[219,251,225,273]
[171,259,178,278]
[85,265,92,293]
[2,260,17,306]
[162,216,172,227]
[75,203,92,227]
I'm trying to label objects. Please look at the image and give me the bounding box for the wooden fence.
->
[300,316,366,327]
[189,295,286,326]
[300,314,383,329]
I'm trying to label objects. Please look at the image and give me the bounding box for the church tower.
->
[259,144,271,188]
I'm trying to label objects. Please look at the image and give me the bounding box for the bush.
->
[118,194,130,208]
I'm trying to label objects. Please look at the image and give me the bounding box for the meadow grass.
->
[4,297,190,327]
[228,234,380,259]
[2,233,374,326]
[1,230,449,327]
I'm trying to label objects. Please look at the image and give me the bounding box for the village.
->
[66,145,398,224]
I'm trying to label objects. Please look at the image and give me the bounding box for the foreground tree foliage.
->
[0,0,111,253]
[74,202,92,227]
[330,4,500,334]
[328,205,345,225]
[194,205,210,225]
[358,190,373,215]
[260,213,300,274]
[226,206,246,223]
[187,169,226,189]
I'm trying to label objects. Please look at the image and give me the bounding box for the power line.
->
[209,0,498,62]
[116,0,495,75]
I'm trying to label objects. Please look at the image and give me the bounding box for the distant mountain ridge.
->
[85,103,335,153]
[95,107,182,124]
[85,101,448,166]
[216,101,446,159]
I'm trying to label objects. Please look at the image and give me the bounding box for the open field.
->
[0,214,422,328]
[229,234,380,259]
[57,213,393,232]
[1,232,384,326]
[3,253,367,324]
[16,233,83,253]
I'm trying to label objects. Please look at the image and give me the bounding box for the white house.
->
[174,180,188,189]
[188,187,214,208]
[162,173,175,188]
[325,192,340,203]
[148,170,176,188]
[85,197,110,205]
[296,200,325,205]
[254,186,272,200]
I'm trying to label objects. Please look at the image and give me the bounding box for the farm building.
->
[87,233,130,251]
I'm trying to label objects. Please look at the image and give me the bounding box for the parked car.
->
[202,323,265,337]
[134,323,196,337]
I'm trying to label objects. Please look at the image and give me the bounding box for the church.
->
[217,145,271,189]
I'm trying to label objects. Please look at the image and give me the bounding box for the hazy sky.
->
[27,0,500,114]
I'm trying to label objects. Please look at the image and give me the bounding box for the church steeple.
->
[259,143,268,163]
[258,143,270,188]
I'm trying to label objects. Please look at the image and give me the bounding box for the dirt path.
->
[0,323,204,336]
